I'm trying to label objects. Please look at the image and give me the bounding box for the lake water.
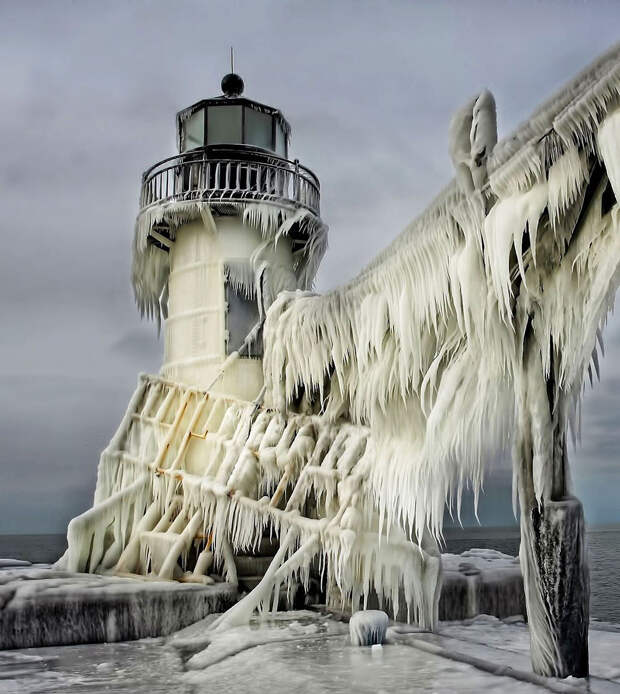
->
[2,527,619,623]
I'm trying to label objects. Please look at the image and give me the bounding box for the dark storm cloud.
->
[1,0,620,532]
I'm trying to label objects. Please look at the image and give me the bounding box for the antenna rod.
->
[230,46,234,73]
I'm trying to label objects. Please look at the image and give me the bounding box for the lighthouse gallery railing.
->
[139,145,320,217]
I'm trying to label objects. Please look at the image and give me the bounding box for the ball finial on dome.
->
[221,72,244,98]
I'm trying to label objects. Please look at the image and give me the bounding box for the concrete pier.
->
[0,564,237,650]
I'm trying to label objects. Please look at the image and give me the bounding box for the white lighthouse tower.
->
[133,67,326,400]
[64,63,441,630]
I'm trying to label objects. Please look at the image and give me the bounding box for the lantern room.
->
[176,72,290,157]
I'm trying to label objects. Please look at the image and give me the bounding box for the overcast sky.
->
[1,1,619,534]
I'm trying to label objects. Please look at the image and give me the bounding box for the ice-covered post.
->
[511,110,619,676]
[449,86,597,678]
[514,323,589,679]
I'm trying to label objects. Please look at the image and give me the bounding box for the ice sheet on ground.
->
[2,610,620,693]
[0,639,187,694]
[183,629,546,693]
[437,615,620,685]
[178,610,347,669]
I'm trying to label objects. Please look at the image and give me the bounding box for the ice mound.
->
[439,548,524,621]
[349,610,389,646]
[0,558,31,568]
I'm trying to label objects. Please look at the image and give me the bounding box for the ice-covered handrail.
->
[332,42,620,292]
[139,146,320,217]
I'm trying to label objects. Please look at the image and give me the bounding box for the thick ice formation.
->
[440,549,524,621]
[62,375,441,629]
[349,610,389,646]
[132,201,327,325]
[261,46,620,673]
[65,45,620,669]
[263,112,619,542]
[0,564,236,649]
[449,89,498,193]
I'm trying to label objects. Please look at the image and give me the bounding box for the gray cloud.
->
[1,0,620,532]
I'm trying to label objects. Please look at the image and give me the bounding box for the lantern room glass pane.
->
[207,105,242,144]
[275,123,286,157]
[245,107,273,151]
[183,109,204,152]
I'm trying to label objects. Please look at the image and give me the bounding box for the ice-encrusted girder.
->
[61,373,441,628]
[262,62,620,543]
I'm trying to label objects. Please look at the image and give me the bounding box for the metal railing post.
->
[294,159,300,204]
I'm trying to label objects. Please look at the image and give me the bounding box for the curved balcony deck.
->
[139,144,320,219]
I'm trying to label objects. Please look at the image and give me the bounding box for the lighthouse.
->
[63,65,441,630]
[133,68,326,400]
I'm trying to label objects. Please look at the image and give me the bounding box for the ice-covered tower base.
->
[162,213,295,400]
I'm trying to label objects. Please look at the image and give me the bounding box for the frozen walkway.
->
[2,611,620,693]
[0,548,526,649]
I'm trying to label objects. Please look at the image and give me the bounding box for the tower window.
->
[225,283,262,357]
[275,123,286,157]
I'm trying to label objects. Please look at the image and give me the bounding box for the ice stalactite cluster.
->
[263,46,620,662]
[132,200,327,325]
[62,374,441,629]
[224,239,300,339]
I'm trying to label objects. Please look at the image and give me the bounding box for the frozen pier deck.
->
[0,563,237,650]
[0,549,524,650]
[2,611,620,693]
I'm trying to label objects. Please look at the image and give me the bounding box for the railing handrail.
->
[139,145,321,217]
[142,145,320,189]
[144,157,319,191]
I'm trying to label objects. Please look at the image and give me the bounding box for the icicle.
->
[598,107,620,203]
[133,200,327,325]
